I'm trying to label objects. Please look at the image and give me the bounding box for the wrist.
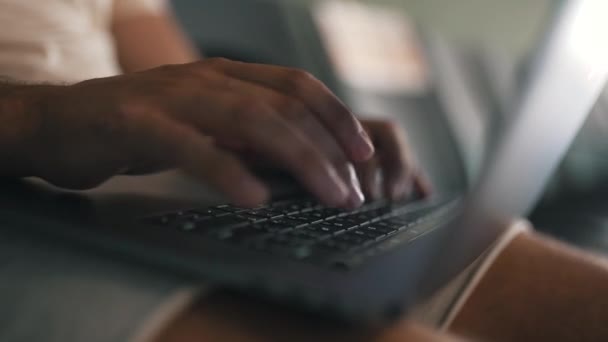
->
[0,83,62,177]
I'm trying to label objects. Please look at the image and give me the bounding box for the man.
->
[2,1,608,341]
[0,0,428,340]
[0,0,427,206]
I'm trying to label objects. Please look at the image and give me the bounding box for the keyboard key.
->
[327,216,359,227]
[300,227,331,240]
[191,208,231,217]
[268,217,307,229]
[340,214,372,226]
[275,200,318,213]
[325,219,357,230]
[193,216,250,231]
[363,225,390,238]
[234,213,270,223]
[314,223,347,235]
[352,211,380,222]
[213,207,241,214]
[286,213,323,225]
[352,229,376,239]
[255,221,294,234]
[246,208,283,219]
[307,211,326,220]
[375,220,404,230]
[144,211,209,227]
[219,225,268,242]
[306,223,335,233]
[331,207,351,215]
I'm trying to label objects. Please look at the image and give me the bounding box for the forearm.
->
[450,231,608,341]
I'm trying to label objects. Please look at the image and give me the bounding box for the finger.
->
[266,91,364,208]
[204,58,375,162]
[339,162,365,209]
[124,108,269,207]
[363,119,421,201]
[210,76,365,207]
[413,170,433,198]
[283,111,365,208]
[163,90,351,208]
[355,157,383,201]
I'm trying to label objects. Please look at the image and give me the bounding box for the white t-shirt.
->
[0,0,166,83]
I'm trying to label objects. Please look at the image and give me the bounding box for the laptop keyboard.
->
[142,197,459,269]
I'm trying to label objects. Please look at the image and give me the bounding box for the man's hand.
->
[357,119,431,201]
[6,59,426,208]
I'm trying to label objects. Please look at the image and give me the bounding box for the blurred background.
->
[169,0,608,252]
[171,0,555,191]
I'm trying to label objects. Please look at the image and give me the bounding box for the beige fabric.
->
[0,0,166,83]
[410,220,530,328]
[114,0,167,19]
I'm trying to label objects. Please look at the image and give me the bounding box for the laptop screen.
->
[472,0,608,220]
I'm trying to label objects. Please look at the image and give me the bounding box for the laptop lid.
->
[425,0,608,289]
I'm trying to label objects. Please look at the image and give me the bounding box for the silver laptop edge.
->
[424,0,608,291]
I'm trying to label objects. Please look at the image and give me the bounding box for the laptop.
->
[1,0,606,323]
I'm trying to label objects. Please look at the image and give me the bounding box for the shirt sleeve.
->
[113,0,169,19]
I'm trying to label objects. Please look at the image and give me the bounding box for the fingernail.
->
[327,170,351,207]
[346,164,365,208]
[390,181,412,201]
[418,177,433,197]
[234,179,270,208]
[348,183,365,208]
[356,129,375,160]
